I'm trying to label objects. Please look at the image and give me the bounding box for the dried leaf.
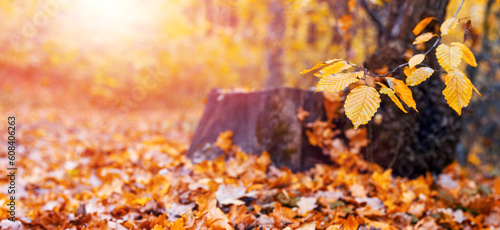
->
[442,68,480,115]
[314,60,352,78]
[413,32,436,45]
[406,67,434,86]
[344,85,381,129]
[297,197,317,215]
[451,42,478,67]
[300,59,343,74]
[408,54,425,69]
[386,77,418,112]
[403,66,416,77]
[436,43,463,71]
[215,130,233,152]
[413,17,435,35]
[377,83,407,113]
[441,17,458,36]
[316,72,361,93]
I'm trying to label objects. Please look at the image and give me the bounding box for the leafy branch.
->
[301,0,481,129]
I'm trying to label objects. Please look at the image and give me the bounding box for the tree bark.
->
[364,0,459,177]
[187,88,336,171]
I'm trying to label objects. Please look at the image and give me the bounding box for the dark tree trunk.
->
[187,88,336,171]
[364,0,460,177]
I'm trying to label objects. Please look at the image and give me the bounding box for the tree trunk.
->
[265,0,285,88]
[187,88,336,171]
[364,0,460,177]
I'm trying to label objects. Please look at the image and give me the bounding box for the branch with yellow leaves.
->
[301,0,481,129]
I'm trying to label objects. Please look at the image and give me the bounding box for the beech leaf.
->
[315,71,362,93]
[436,44,463,71]
[408,54,425,69]
[386,77,418,112]
[344,85,381,129]
[451,42,478,67]
[406,67,435,86]
[413,17,435,35]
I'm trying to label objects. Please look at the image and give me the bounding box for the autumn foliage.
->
[303,13,481,128]
[1,109,499,229]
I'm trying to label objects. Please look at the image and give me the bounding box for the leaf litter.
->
[0,107,499,230]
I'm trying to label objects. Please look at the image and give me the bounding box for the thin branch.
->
[370,34,441,78]
[376,63,409,77]
[453,0,466,18]
[424,37,441,56]
[360,0,384,36]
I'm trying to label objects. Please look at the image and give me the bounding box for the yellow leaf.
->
[377,83,407,113]
[467,152,481,166]
[408,54,425,69]
[436,44,462,71]
[314,61,352,78]
[413,32,436,45]
[315,72,361,93]
[132,197,153,206]
[403,66,416,77]
[344,85,381,129]
[371,169,393,190]
[440,17,458,36]
[413,17,435,35]
[406,67,435,86]
[215,130,233,152]
[451,42,478,67]
[386,77,418,112]
[300,59,343,74]
[442,69,480,115]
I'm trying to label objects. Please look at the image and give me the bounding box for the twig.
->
[453,0,466,18]
[375,63,409,77]
[424,37,441,56]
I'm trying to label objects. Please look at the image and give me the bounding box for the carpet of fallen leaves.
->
[1,104,500,230]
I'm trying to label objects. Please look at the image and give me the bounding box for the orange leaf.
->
[377,83,407,113]
[403,66,416,77]
[451,42,478,67]
[370,169,392,190]
[341,215,363,230]
[215,130,233,152]
[413,17,435,35]
[386,77,418,112]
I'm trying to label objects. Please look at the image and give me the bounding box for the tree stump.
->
[187,87,336,171]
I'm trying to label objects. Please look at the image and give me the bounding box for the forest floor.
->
[0,100,499,230]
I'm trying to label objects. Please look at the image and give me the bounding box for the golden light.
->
[53,0,161,48]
